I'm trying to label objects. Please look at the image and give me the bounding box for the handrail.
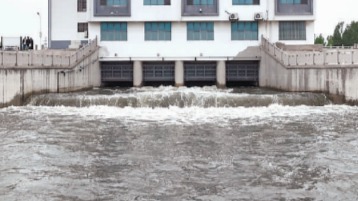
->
[261,36,358,67]
[0,37,98,68]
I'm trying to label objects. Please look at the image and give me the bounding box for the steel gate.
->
[101,62,133,82]
[226,61,259,82]
[184,62,216,81]
[143,62,175,82]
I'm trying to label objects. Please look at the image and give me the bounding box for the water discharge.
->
[1,87,358,200]
[27,86,331,108]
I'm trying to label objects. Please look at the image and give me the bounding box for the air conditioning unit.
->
[254,12,264,20]
[229,13,239,21]
[84,30,88,38]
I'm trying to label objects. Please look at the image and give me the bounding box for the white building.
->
[48,0,316,87]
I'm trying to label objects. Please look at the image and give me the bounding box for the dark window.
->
[100,0,107,6]
[279,21,306,40]
[233,0,260,5]
[78,23,88,32]
[279,0,308,4]
[77,0,87,12]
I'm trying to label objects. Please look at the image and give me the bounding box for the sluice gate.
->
[101,62,133,83]
[143,62,175,86]
[184,62,217,82]
[226,61,259,86]
[100,60,259,87]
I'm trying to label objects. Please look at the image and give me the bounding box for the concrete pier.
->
[133,61,143,87]
[216,60,226,88]
[175,61,184,87]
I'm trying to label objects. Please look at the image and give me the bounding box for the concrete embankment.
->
[260,38,358,104]
[0,41,100,108]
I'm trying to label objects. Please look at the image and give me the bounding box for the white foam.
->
[3,104,358,126]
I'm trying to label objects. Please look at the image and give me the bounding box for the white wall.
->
[51,0,88,41]
[51,0,316,54]
[90,21,264,59]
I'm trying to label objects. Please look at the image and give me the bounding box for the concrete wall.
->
[262,37,358,67]
[1,39,97,68]
[260,46,358,103]
[0,45,100,107]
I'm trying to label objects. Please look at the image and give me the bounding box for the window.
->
[279,21,306,40]
[101,22,127,41]
[144,0,171,5]
[233,0,260,5]
[78,0,87,11]
[187,0,214,5]
[187,22,214,41]
[231,22,258,40]
[100,0,128,6]
[279,0,308,4]
[78,23,88,33]
[145,22,171,41]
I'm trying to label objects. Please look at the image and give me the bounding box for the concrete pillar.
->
[216,60,226,88]
[133,61,143,87]
[175,60,184,87]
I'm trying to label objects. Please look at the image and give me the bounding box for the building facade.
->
[48,0,316,86]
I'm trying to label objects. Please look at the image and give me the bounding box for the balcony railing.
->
[94,0,131,17]
[182,0,219,16]
[275,0,313,15]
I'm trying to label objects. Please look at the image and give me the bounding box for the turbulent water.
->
[1,87,358,201]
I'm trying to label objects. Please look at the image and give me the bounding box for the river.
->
[0,87,358,200]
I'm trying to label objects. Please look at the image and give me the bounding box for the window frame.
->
[278,0,308,5]
[279,21,306,40]
[100,0,128,6]
[232,0,260,5]
[77,0,87,12]
[145,22,172,41]
[186,0,215,5]
[100,22,128,41]
[187,22,214,41]
[143,0,171,5]
[231,21,259,41]
[77,23,88,33]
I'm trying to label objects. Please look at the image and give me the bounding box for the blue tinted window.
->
[187,22,214,40]
[231,21,258,40]
[279,0,305,4]
[144,0,170,5]
[233,0,259,5]
[145,22,171,41]
[101,22,127,41]
[106,0,127,6]
[189,0,214,5]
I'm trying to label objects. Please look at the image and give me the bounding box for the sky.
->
[0,0,357,47]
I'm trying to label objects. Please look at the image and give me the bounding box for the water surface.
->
[1,87,358,200]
